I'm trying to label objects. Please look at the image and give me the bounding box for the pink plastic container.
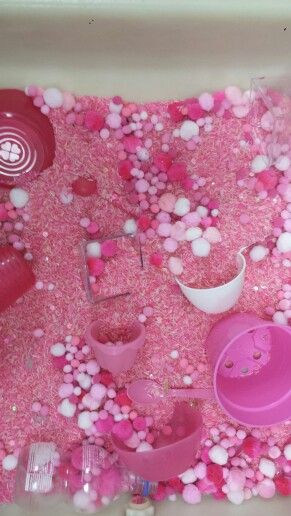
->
[112,402,203,482]
[0,246,35,313]
[85,321,145,375]
[205,313,291,427]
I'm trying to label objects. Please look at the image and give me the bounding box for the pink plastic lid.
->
[0,89,55,183]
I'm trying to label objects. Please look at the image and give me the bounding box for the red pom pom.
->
[137,214,151,231]
[167,162,187,182]
[167,101,185,122]
[87,257,105,276]
[72,177,97,197]
[118,160,132,180]
[99,370,114,387]
[207,464,224,487]
[52,356,67,369]
[274,475,291,496]
[115,390,132,407]
[153,152,173,172]
[150,252,163,267]
[84,110,104,131]
[167,478,184,493]
[240,436,263,459]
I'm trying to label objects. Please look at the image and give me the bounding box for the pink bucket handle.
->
[169,387,214,400]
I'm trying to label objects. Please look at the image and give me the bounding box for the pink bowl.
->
[85,321,145,375]
[112,403,203,482]
[206,313,291,426]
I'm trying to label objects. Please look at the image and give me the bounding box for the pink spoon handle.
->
[169,387,213,400]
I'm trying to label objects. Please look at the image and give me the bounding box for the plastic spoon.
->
[127,379,213,405]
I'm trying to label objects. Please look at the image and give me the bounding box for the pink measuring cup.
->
[85,321,145,375]
[112,402,202,482]
[205,313,291,427]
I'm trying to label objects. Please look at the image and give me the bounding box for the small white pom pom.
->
[73,490,91,510]
[275,155,290,171]
[251,155,269,173]
[77,373,92,390]
[2,454,18,471]
[58,398,76,418]
[191,238,211,257]
[180,120,199,141]
[227,490,244,505]
[277,232,291,253]
[170,350,179,359]
[123,218,137,235]
[43,87,64,108]
[78,411,92,430]
[180,468,197,484]
[259,458,276,479]
[272,311,287,325]
[209,444,228,465]
[9,188,29,208]
[185,227,202,241]
[196,205,208,217]
[283,443,291,460]
[183,375,193,386]
[50,342,66,357]
[174,197,191,217]
[86,242,101,257]
[168,256,183,275]
[203,227,222,244]
[136,442,153,452]
[249,245,269,262]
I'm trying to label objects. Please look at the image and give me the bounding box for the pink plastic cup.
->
[205,313,291,427]
[0,246,35,313]
[112,402,203,482]
[85,321,145,375]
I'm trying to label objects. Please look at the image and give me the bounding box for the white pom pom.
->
[123,218,137,235]
[136,442,153,452]
[185,227,203,241]
[43,87,64,108]
[180,468,197,484]
[249,245,269,262]
[275,155,290,171]
[259,458,276,479]
[174,197,191,217]
[180,120,199,141]
[272,311,287,325]
[283,443,291,460]
[9,188,29,208]
[203,227,222,244]
[168,256,183,275]
[73,490,91,510]
[50,342,66,357]
[196,205,208,217]
[2,454,18,471]
[86,241,101,258]
[277,232,291,253]
[170,350,179,359]
[60,191,73,204]
[209,444,228,465]
[78,411,92,430]
[183,375,193,386]
[77,373,92,390]
[191,238,211,257]
[251,155,269,173]
[58,398,76,418]
[227,490,244,505]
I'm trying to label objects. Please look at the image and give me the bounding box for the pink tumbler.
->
[85,321,145,375]
[0,246,35,312]
[206,313,291,427]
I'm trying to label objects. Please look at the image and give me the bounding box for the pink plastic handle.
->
[169,387,214,400]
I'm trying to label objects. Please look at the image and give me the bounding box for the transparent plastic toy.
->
[80,232,144,304]
[14,442,65,511]
[250,75,291,163]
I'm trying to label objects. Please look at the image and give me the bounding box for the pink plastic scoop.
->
[127,379,213,404]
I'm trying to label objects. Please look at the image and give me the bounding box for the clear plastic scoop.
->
[127,379,213,405]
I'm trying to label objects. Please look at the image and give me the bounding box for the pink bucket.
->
[85,321,145,375]
[206,313,291,427]
[112,402,202,482]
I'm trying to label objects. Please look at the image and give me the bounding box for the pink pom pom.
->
[112,420,133,441]
[87,257,105,276]
[167,162,187,182]
[182,484,202,504]
[95,415,114,434]
[123,135,141,153]
[133,416,147,431]
[158,193,176,213]
[84,110,105,131]
[150,252,163,267]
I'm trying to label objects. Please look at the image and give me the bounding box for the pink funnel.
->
[85,321,145,375]
[112,403,202,482]
[206,313,291,427]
